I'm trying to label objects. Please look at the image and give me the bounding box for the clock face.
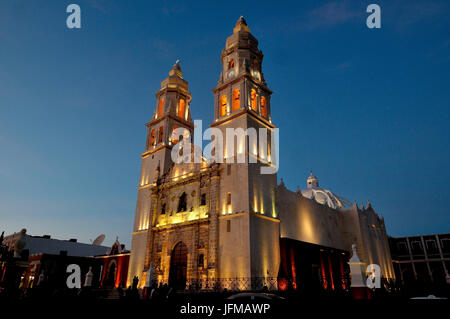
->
[253,70,260,80]
[227,70,235,79]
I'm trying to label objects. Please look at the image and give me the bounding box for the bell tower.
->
[212,16,272,124]
[128,61,194,286]
[212,17,280,284]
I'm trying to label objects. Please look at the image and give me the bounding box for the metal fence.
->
[183,277,280,291]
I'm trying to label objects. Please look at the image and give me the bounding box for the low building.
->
[1,231,110,292]
[2,233,109,257]
[389,233,450,294]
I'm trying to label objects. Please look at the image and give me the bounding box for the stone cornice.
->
[152,217,209,231]
[210,108,276,129]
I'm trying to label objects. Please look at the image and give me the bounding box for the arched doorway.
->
[169,242,188,289]
[105,260,117,287]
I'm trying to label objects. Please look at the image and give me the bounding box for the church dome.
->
[301,172,351,209]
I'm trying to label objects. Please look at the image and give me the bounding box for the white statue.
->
[37,271,45,286]
[84,266,94,287]
[13,228,27,258]
[145,262,155,288]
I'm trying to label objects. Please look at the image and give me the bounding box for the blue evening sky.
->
[0,0,449,247]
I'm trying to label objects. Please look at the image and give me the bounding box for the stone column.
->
[243,78,248,109]
[144,191,159,277]
[207,166,220,280]
[189,227,199,284]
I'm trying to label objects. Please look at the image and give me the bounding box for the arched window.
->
[260,96,267,118]
[177,192,187,212]
[232,88,240,111]
[250,89,258,111]
[227,192,231,205]
[161,204,166,215]
[198,254,204,268]
[220,95,227,117]
[228,59,234,69]
[200,193,206,206]
[171,125,179,144]
[158,126,164,143]
[158,98,164,118]
[178,99,186,119]
[149,129,155,146]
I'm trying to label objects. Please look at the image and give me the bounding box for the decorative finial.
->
[169,60,182,77]
[233,16,250,33]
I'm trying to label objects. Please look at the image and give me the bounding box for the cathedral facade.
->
[127,17,394,291]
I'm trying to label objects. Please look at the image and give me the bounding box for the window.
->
[411,241,422,253]
[149,129,155,146]
[226,192,231,205]
[178,99,186,119]
[177,192,187,212]
[171,125,179,144]
[161,204,166,215]
[220,95,227,117]
[158,98,164,117]
[158,126,164,143]
[426,240,437,252]
[232,88,240,111]
[227,164,231,175]
[441,238,450,253]
[198,254,204,268]
[200,194,206,206]
[227,220,231,232]
[228,59,234,69]
[250,89,257,111]
[397,242,408,254]
[260,96,267,118]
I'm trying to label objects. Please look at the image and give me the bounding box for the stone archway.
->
[169,242,188,289]
[105,260,117,287]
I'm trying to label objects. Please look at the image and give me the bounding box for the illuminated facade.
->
[127,17,395,290]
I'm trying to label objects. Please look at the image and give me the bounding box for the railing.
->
[182,277,280,291]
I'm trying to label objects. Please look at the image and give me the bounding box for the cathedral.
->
[127,17,395,292]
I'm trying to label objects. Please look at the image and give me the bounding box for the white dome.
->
[301,172,351,209]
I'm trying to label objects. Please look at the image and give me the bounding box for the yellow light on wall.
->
[260,190,264,215]
[238,140,244,154]
[222,200,227,215]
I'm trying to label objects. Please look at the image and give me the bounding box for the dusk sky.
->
[0,0,449,248]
